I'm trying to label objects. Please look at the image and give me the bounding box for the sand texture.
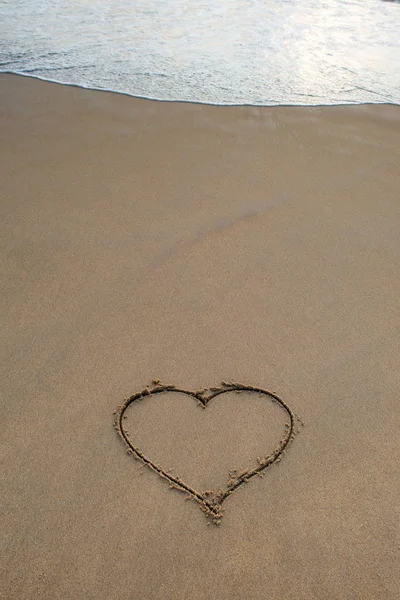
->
[1,74,399,599]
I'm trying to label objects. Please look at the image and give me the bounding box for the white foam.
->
[1,0,400,106]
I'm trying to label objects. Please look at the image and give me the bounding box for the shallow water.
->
[1,0,400,105]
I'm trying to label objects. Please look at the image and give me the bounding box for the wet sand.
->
[1,73,399,599]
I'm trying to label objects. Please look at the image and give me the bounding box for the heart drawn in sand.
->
[114,382,301,524]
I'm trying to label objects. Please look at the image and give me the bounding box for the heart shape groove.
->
[114,382,301,523]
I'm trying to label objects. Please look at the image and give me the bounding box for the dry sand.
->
[1,73,399,599]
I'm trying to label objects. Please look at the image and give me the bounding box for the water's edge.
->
[3,70,399,108]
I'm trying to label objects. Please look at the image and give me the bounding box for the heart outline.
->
[114,382,299,523]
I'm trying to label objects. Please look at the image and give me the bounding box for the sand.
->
[1,73,399,599]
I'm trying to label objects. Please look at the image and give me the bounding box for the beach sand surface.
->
[1,74,399,599]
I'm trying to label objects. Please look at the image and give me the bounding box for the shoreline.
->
[2,70,400,108]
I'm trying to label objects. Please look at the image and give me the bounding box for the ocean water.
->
[1,0,400,106]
